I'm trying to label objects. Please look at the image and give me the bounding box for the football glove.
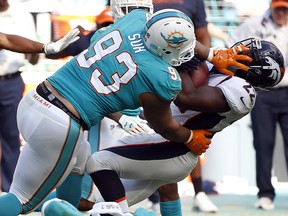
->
[185,130,213,155]
[208,45,252,76]
[119,115,151,135]
[43,28,80,54]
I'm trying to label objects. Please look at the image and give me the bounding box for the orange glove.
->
[208,45,252,76]
[185,130,213,155]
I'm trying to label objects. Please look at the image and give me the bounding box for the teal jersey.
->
[120,108,141,117]
[48,9,182,129]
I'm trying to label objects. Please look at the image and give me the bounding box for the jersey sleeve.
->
[155,67,182,102]
[216,76,257,115]
[120,108,141,116]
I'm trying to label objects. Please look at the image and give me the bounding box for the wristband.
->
[207,48,214,62]
[43,43,49,54]
[184,130,193,144]
[42,44,46,53]
[43,42,53,54]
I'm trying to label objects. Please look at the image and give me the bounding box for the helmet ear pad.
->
[232,39,285,89]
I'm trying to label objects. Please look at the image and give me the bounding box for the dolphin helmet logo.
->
[161,31,188,48]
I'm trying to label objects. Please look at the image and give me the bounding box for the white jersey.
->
[226,9,288,87]
[171,73,255,132]
[86,73,257,205]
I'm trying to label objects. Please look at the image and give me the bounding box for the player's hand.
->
[185,130,213,155]
[208,45,252,76]
[43,28,80,54]
[119,115,151,135]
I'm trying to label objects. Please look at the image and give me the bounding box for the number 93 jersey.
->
[48,9,182,129]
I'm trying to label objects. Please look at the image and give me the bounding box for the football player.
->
[41,38,285,216]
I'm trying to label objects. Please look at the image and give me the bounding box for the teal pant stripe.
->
[88,123,100,153]
[22,119,81,213]
[81,123,100,199]
[80,173,93,199]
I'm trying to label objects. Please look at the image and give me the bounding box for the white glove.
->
[43,28,80,54]
[118,115,151,135]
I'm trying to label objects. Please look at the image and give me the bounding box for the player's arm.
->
[0,32,43,53]
[139,93,212,155]
[194,40,252,76]
[195,26,211,47]
[175,71,230,113]
[46,25,89,59]
[139,92,190,143]
[0,28,80,54]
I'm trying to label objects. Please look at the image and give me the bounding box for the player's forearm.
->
[194,41,210,61]
[175,86,230,113]
[153,119,191,143]
[0,33,44,53]
[108,112,122,123]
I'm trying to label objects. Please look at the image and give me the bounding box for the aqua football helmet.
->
[231,38,285,89]
[111,0,153,20]
[144,9,196,66]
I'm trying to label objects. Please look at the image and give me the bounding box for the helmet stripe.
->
[146,11,192,29]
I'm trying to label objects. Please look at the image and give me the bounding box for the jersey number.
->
[76,30,137,95]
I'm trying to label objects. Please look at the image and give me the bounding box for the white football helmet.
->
[111,0,153,21]
[144,9,196,66]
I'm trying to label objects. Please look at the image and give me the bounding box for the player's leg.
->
[158,183,182,216]
[78,119,121,211]
[57,134,90,206]
[122,179,163,206]
[42,198,82,216]
[87,144,198,214]
[80,127,100,210]
[44,119,124,213]
[34,128,90,214]
[0,89,84,215]
[37,146,85,212]
[36,144,89,213]
[78,173,95,211]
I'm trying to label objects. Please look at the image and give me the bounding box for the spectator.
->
[0,30,79,54]
[154,0,218,213]
[0,0,39,192]
[226,0,288,211]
